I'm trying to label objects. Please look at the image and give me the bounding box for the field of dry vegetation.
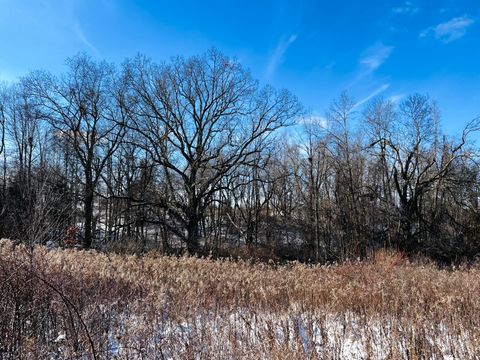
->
[1,239,479,359]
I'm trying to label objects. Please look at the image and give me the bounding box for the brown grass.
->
[1,239,479,359]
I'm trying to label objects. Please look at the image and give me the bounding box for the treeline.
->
[0,49,479,263]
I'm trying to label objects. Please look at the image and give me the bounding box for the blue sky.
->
[0,0,479,135]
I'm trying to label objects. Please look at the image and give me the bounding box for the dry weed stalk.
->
[0,239,479,359]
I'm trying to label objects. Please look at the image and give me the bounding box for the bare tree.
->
[125,49,301,253]
[0,84,8,227]
[326,92,367,259]
[365,94,479,253]
[26,54,127,248]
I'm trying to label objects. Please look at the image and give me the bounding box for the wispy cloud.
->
[354,83,391,108]
[266,33,298,79]
[297,114,327,128]
[74,23,101,57]
[388,94,404,104]
[359,43,394,76]
[392,1,420,15]
[346,43,393,89]
[421,15,475,43]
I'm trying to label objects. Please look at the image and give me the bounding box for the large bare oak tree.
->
[124,49,301,252]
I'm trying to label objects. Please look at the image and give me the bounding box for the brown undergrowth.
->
[1,239,479,359]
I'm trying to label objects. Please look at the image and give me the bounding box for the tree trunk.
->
[186,215,200,253]
[83,180,94,249]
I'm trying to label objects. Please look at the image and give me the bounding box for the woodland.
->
[1,49,479,264]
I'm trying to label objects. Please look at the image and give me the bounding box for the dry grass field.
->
[1,239,479,359]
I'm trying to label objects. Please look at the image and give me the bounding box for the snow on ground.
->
[98,307,462,359]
